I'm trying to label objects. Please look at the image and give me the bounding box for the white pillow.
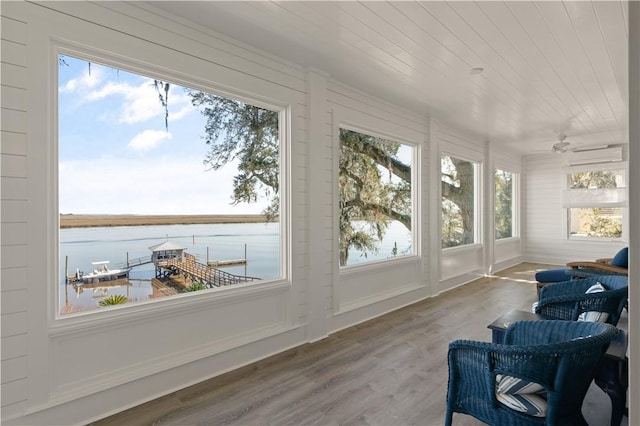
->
[496,374,545,394]
[577,283,609,323]
[496,393,547,417]
[495,374,547,417]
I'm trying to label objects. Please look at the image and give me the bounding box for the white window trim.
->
[440,151,482,249]
[52,43,292,327]
[561,161,628,242]
[494,168,520,241]
[336,123,421,270]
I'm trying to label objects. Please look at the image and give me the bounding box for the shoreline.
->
[60,214,275,229]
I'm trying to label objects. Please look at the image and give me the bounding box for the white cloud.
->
[81,78,194,126]
[169,91,196,121]
[85,80,130,101]
[119,80,166,124]
[127,130,172,152]
[59,67,104,93]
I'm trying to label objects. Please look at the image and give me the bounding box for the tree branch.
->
[344,198,411,229]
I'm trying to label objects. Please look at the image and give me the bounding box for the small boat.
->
[74,261,130,284]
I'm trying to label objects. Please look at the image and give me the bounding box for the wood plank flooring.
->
[91,263,627,425]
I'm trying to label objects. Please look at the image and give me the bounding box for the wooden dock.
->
[159,253,259,288]
[207,259,247,267]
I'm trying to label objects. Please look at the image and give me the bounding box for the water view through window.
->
[58,53,283,315]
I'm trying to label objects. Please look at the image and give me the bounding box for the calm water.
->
[59,221,411,314]
[59,222,280,313]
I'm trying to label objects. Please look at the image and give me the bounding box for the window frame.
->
[52,43,292,324]
[562,162,628,242]
[440,152,482,250]
[337,123,420,270]
[494,167,519,241]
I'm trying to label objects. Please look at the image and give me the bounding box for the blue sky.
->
[58,55,268,215]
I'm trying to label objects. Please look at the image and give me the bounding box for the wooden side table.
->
[487,308,549,342]
[488,309,628,426]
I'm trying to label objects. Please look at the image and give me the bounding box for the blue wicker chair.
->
[535,275,628,326]
[445,320,618,426]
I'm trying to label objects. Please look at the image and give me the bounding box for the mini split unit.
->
[563,146,623,166]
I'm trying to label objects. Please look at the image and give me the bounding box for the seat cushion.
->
[611,247,628,268]
[495,374,547,417]
[535,268,569,283]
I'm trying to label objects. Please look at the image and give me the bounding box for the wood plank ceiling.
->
[145,1,629,155]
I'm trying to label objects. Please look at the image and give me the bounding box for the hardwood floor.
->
[92,263,627,426]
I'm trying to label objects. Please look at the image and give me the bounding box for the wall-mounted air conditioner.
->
[564,146,623,166]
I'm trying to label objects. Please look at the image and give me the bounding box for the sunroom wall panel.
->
[524,153,626,265]
[328,80,429,332]
[2,2,309,424]
[0,6,28,415]
[492,149,524,270]
[435,121,486,292]
[0,1,531,424]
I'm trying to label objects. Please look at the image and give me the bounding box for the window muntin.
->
[338,128,415,267]
[441,155,478,248]
[565,169,626,239]
[495,169,514,240]
[58,53,284,316]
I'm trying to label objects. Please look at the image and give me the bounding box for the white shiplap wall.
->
[435,121,488,291]
[328,81,430,331]
[0,2,525,424]
[493,148,524,270]
[524,153,626,264]
[304,68,332,341]
[1,2,310,424]
[1,11,29,419]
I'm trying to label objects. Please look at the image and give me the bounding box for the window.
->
[495,169,515,240]
[338,128,415,267]
[564,168,626,239]
[441,155,478,248]
[58,53,284,315]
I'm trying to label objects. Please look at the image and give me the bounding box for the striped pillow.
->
[495,374,547,417]
[577,283,609,323]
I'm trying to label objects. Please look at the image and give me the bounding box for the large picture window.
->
[58,53,283,315]
[441,155,478,248]
[495,169,515,240]
[338,128,414,267]
[564,168,626,239]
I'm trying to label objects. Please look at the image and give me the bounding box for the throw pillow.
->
[496,374,545,394]
[611,247,628,268]
[577,282,609,323]
[495,374,547,417]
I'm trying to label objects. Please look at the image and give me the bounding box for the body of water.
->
[60,222,280,313]
[59,221,411,314]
